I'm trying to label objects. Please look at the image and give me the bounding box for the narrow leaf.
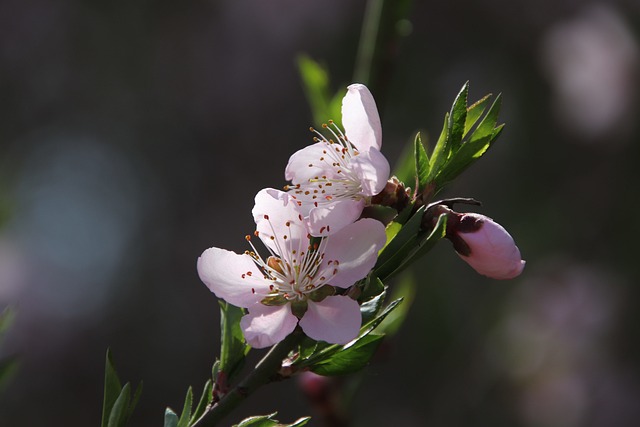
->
[297,55,331,127]
[464,93,492,136]
[177,387,193,427]
[190,380,213,425]
[219,301,249,382]
[448,82,469,152]
[374,273,416,336]
[360,288,387,324]
[311,334,385,376]
[414,132,430,191]
[108,383,131,427]
[468,94,502,144]
[164,408,179,427]
[126,381,143,424]
[101,349,123,427]
[427,114,450,182]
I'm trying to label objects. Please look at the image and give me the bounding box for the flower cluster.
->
[198,85,389,348]
[197,83,525,350]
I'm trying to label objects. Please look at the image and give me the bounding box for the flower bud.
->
[451,213,525,280]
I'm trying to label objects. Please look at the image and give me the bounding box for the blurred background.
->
[1,0,639,425]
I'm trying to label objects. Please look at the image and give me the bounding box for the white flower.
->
[197,188,386,348]
[285,84,390,236]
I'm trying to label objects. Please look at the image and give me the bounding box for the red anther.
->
[264,214,269,220]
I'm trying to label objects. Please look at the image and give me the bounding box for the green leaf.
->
[219,301,249,382]
[414,132,430,192]
[0,307,16,338]
[374,206,426,281]
[128,382,143,424]
[102,349,123,427]
[0,357,19,391]
[297,55,331,127]
[177,387,193,427]
[448,82,469,152]
[427,114,450,182]
[469,93,502,144]
[394,212,448,274]
[233,412,311,427]
[190,380,213,425]
[108,383,131,427]
[311,334,385,376]
[359,287,386,324]
[164,408,179,427]
[464,93,492,136]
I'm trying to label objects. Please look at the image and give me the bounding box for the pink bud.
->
[454,213,525,280]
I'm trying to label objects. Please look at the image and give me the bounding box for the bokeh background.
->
[1,0,639,426]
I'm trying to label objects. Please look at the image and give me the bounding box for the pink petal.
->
[342,84,382,152]
[321,218,387,288]
[252,188,305,254]
[457,214,526,280]
[285,142,336,185]
[197,247,269,308]
[299,296,361,344]
[306,199,365,237]
[350,147,390,196]
[240,303,299,349]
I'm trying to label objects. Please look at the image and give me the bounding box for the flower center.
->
[244,216,340,303]
[286,121,365,207]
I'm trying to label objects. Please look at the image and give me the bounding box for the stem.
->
[353,0,384,86]
[193,332,304,427]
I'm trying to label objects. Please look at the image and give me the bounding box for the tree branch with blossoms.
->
[99,79,525,427]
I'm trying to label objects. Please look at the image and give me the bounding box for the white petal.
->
[252,188,306,255]
[240,303,298,349]
[342,84,382,152]
[197,247,269,308]
[306,199,365,237]
[350,147,390,196]
[285,142,336,184]
[299,296,361,344]
[321,218,387,288]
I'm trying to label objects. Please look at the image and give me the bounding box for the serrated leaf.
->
[427,114,450,182]
[190,380,213,425]
[164,408,179,427]
[233,412,311,427]
[469,93,502,144]
[464,93,492,136]
[108,383,131,427]
[102,349,123,427]
[177,387,193,427]
[311,334,385,376]
[414,132,430,191]
[219,301,249,382]
[448,82,469,153]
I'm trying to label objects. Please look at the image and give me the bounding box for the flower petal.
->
[252,188,305,254]
[342,84,382,152]
[456,214,526,280]
[197,247,269,308]
[240,303,298,349]
[350,147,390,196]
[285,142,337,185]
[299,296,361,344]
[306,199,365,237]
[321,218,387,288]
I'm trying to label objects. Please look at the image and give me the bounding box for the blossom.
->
[452,213,525,280]
[285,84,390,237]
[197,188,387,348]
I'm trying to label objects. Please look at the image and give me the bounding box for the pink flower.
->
[453,213,525,280]
[285,84,390,237]
[197,188,386,348]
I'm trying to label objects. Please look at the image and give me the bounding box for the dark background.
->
[1,0,639,426]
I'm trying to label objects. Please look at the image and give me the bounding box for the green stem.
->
[353,0,385,86]
[192,332,304,427]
